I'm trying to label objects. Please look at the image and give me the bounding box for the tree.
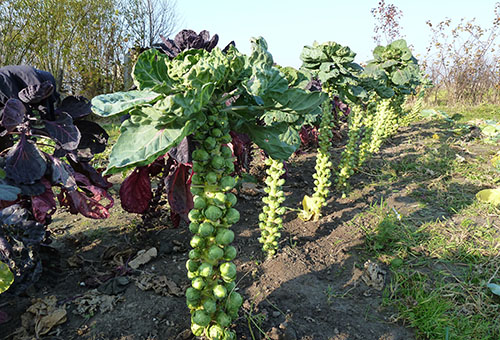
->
[371,0,404,45]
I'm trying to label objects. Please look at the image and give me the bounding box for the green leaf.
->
[240,123,296,161]
[91,90,161,117]
[133,48,171,91]
[105,114,204,174]
[391,68,413,85]
[0,261,14,294]
[0,183,21,201]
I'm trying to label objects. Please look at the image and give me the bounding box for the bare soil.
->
[2,120,487,340]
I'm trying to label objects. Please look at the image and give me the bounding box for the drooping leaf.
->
[5,135,46,184]
[91,90,161,117]
[106,115,203,174]
[74,120,109,161]
[67,160,111,189]
[43,112,81,150]
[18,81,54,104]
[47,155,77,190]
[1,98,26,132]
[57,189,109,219]
[31,179,56,223]
[165,161,193,226]
[0,181,21,201]
[240,123,296,161]
[73,173,113,210]
[56,95,92,119]
[120,166,152,214]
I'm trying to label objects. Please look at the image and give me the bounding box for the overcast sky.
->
[175,0,499,68]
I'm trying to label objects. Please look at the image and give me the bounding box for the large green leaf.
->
[105,115,204,174]
[133,48,171,91]
[391,68,413,85]
[0,261,14,294]
[91,91,161,117]
[0,183,21,201]
[240,122,297,161]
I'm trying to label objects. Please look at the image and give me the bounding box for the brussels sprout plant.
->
[92,34,325,339]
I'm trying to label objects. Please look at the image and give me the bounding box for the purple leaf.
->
[18,81,54,104]
[5,134,46,184]
[43,112,81,150]
[67,159,111,189]
[73,120,108,161]
[73,172,114,210]
[31,178,56,223]
[1,98,26,132]
[56,95,91,119]
[167,136,192,164]
[119,167,152,214]
[47,154,77,190]
[58,189,110,219]
[165,161,193,226]
[229,131,252,174]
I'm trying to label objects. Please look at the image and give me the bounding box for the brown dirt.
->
[1,121,470,340]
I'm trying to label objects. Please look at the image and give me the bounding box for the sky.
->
[175,0,499,68]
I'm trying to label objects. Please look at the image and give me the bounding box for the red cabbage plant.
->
[0,65,112,294]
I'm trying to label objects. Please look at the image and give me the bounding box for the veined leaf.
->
[105,115,204,174]
[239,122,296,161]
[91,90,161,117]
[133,48,171,91]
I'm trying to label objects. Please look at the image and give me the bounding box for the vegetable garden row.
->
[0,29,430,339]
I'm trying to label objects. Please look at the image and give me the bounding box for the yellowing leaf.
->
[432,133,439,140]
[298,195,320,221]
[476,188,500,206]
[0,261,14,294]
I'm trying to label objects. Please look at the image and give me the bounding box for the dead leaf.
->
[361,260,386,291]
[128,247,157,269]
[133,272,184,296]
[73,289,123,316]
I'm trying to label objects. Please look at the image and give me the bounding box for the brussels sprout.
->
[198,263,214,277]
[223,246,237,261]
[220,262,236,279]
[221,146,232,158]
[208,245,224,261]
[224,208,240,224]
[191,173,204,185]
[205,205,223,221]
[227,292,243,310]
[186,259,200,272]
[213,284,227,299]
[190,186,204,195]
[191,322,205,336]
[226,193,237,207]
[189,222,200,234]
[220,176,236,191]
[203,298,217,314]
[193,310,211,327]
[188,209,202,222]
[216,229,234,245]
[213,192,227,206]
[186,287,201,301]
[193,149,209,162]
[222,329,236,340]
[199,222,215,237]
[206,171,218,185]
[211,156,226,170]
[224,281,236,292]
[220,133,232,144]
[216,311,231,327]
[190,235,204,248]
[193,196,207,210]
[189,249,202,260]
[209,324,225,340]
[192,277,206,290]
[204,136,217,150]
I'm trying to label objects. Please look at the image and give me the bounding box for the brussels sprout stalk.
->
[187,109,241,340]
[336,105,364,194]
[258,157,286,257]
[299,100,334,221]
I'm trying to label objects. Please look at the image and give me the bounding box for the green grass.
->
[352,106,500,340]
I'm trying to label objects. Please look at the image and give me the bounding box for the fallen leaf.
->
[487,283,500,296]
[476,188,500,206]
[128,247,157,269]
